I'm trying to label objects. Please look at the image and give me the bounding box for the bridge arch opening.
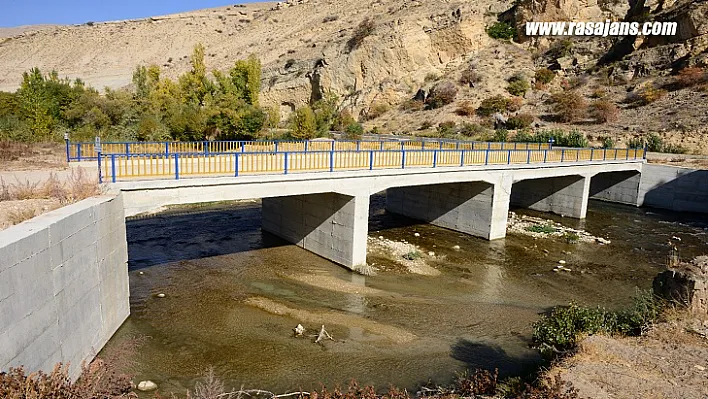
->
[589,170,641,206]
[510,175,590,219]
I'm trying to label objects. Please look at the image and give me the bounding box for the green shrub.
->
[627,137,645,149]
[505,114,534,129]
[437,121,457,137]
[344,122,364,139]
[565,129,588,147]
[507,75,530,96]
[403,251,421,260]
[601,137,614,148]
[532,290,664,357]
[492,129,509,142]
[662,143,686,154]
[535,68,555,85]
[459,122,487,137]
[563,232,579,244]
[290,106,317,139]
[477,95,512,116]
[512,130,534,142]
[487,22,516,40]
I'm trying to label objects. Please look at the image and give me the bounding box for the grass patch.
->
[525,224,558,234]
[402,250,422,260]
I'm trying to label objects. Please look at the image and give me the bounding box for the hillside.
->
[0,0,707,152]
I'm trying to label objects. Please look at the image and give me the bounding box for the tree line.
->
[0,44,362,143]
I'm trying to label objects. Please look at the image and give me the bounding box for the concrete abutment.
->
[590,170,641,206]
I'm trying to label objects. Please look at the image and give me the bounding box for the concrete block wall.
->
[590,171,641,205]
[638,164,708,213]
[385,179,510,240]
[0,194,129,380]
[262,193,369,268]
[511,175,590,218]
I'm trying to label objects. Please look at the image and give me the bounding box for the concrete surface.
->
[638,164,708,213]
[262,193,369,268]
[0,193,129,380]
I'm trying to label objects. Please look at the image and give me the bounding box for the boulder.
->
[653,256,708,316]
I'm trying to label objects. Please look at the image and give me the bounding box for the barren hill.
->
[1,0,707,152]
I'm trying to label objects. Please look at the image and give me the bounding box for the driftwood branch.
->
[315,325,334,344]
[217,390,310,399]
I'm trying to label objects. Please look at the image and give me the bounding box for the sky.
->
[0,0,261,28]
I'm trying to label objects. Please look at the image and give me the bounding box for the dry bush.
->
[507,96,523,112]
[535,68,555,85]
[455,101,476,117]
[0,168,98,203]
[365,103,390,120]
[0,141,33,161]
[0,141,66,167]
[347,18,375,52]
[459,67,481,87]
[10,179,41,200]
[456,369,498,396]
[477,95,520,116]
[589,99,619,123]
[425,80,458,109]
[400,99,424,112]
[676,66,707,88]
[516,373,580,399]
[630,84,667,105]
[0,361,134,399]
[550,91,587,122]
[7,208,37,225]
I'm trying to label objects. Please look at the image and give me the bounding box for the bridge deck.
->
[100,148,644,182]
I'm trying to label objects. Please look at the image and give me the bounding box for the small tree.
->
[487,22,515,40]
[290,106,317,139]
[477,95,512,116]
[590,99,619,123]
[344,122,364,139]
[507,75,530,97]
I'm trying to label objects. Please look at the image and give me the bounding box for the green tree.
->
[230,54,261,106]
[312,92,339,136]
[179,44,212,106]
[290,106,317,139]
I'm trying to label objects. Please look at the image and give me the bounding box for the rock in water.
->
[138,381,158,391]
[293,323,305,336]
[653,256,708,317]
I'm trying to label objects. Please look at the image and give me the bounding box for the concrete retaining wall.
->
[0,194,129,380]
[639,164,708,213]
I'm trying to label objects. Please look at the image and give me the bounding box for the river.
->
[100,194,708,396]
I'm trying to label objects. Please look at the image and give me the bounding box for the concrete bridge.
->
[111,157,645,269]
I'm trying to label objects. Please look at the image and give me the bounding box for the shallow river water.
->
[101,195,708,396]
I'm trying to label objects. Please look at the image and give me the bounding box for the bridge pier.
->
[511,175,591,218]
[261,192,369,269]
[385,178,512,240]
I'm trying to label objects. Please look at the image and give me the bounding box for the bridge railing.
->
[98,147,645,183]
[67,139,552,162]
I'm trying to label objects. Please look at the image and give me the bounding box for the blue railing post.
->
[561,149,565,162]
[642,145,647,159]
[460,150,465,166]
[165,142,169,157]
[305,141,309,152]
[626,149,629,160]
[485,149,490,165]
[331,141,335,152]
[433,150,437,168]
[576,150,579,162]
[204,141,209,155]
[380,142,384,151]
[234,153,239,176]
[421,141,425,150]
[77,143,82,161]
[543,150,547,163]
[174,153,180,180]
[329,150,334,172]
[275,141,279,153]
[615,149,618,160]
[369,151,374,170]
[97,152,102,183]
[64,138,70,162]
[400,142,404,152]
[284,152,289,174]
[526,150,531,164]
[507,150,511,164]
[357,141,361,151]
[456,142,460,150]
[590,148,594,161]
[603,148,607,161]
[439,141,443,150]
[241,142,246,153]
[125,143,130,156]
[111,154,116,183]
[401,149,406,169]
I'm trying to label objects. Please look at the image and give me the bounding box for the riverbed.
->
[100,194,708,396]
